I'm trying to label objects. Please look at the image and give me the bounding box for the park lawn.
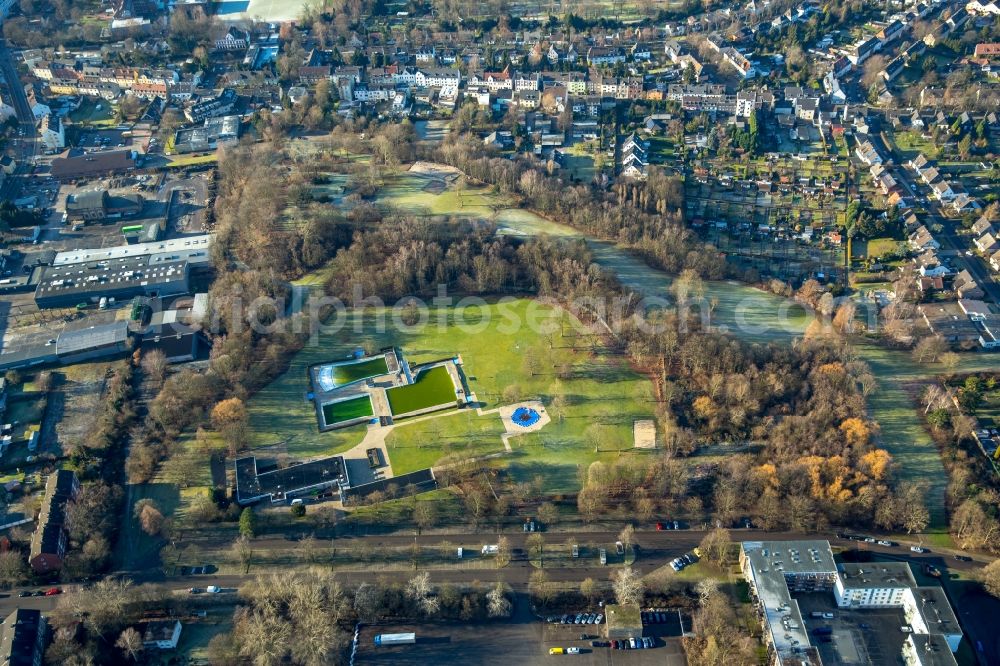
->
[385,409,507,474]
[331,356,388,385]
[69,99,116,126]
[375,170,508,217]
[167,153,218,168]
[974,388,1000,429]
[386,365,457,415]
[245,299,656,493]
[865,237,902,259]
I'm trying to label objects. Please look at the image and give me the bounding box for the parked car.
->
[877,540,894,547]
[656,522,666,530]
[206,586,221,593]
[17,591,30,598]
[44,588,61,596]
[955,555,972,562]
[910,546,926,553]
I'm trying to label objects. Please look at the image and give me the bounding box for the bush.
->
[291,503,306,517]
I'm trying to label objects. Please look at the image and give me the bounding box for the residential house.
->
[587,47,626,66]
[215,26,250,51]
[971,215,996,237]
[28,469,80,574]
[951,194,980,214]
[0,608,47,666]
[954,270,985,299]
[915,250,951,277]
[975,232,999,253]
[38,114,64,152]
[142,620,182,650]
[909,225,939,251]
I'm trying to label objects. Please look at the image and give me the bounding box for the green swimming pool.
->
[322,395,374,425]
[386,365,458,415]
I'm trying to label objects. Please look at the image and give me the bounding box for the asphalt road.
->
[0,528,994,663]
[0,38,40,201]
[874,129,1000,302]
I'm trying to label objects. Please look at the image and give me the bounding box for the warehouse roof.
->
[53,234,213,266]
[36,255,189,303]
[55,321,129,355]
[50,149,135,180]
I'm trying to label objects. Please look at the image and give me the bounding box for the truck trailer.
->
[374,633,416,646]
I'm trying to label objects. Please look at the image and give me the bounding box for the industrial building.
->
[740,540,963,666]
[172,115,241,153]
[234,455,350,505]
[65,189,144,221]
[34,254,190,308]
[49,148,136,181]
[51,234,213,267]
[33,235,213,309]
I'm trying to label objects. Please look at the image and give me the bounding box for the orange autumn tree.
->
[839,417,871,448]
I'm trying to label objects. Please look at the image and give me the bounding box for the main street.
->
[0,37,39,201]
[874,128,1000,302]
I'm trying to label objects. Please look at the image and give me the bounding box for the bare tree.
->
[496,536,511,568]
[231,536,253,574]
[612,567,644,607]
[618,525,635,552]
[0,550,28,585]
[116,627,144,662]
[406,572,440,617]
[486,582,512,618]
[353,583,381,622]
[140,349,169,384]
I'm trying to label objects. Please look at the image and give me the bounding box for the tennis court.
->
[322,395,375,426]
[386,365,458,416]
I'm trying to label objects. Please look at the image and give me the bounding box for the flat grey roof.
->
[52,235,213,266]
[56,321,128,355]
[36,255,188,301]
[839,562,917,589]
[914,586,960,636]
[742,541,836,666]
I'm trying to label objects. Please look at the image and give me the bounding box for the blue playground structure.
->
[511,406,541,427]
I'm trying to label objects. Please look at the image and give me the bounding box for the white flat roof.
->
[53,234,214,266]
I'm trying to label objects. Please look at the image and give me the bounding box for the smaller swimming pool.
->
[511,406,540,427]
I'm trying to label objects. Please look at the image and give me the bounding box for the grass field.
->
[386,364,457,416]
[863,237,901,259]
[321,395,374,425]
[69,100,116,127]
[386,409,507,474]
[245,299,656,492]
[166,153,218,168]
[328,356,388,386]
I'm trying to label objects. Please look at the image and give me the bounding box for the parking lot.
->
[356,610,687,665]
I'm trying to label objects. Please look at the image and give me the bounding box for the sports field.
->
[321,395,374,426]
[386,365,457,416]
[325,356,388,388]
